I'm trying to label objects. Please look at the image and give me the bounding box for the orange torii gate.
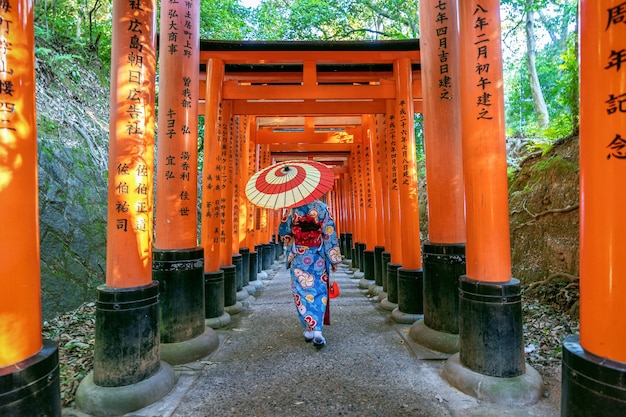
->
[4,1,625,416]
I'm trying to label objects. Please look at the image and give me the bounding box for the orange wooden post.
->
[385,100,403,267]
[154,0,199,250]
[372,114,387,292]
[152,0,212,363]
[382,100,403,312]
[351,143,366,276]
[394,58,422,270]
[373,115,387,246]
[361,115,378,287]
[413,0,466,348]
[246,119,257,250]
[105,2,157,290]
[443,1,542,403]
[201,58,224,273]
[217,101,241,313]
[76,0,176,413]
[237,116,253,293]
[0,1,61,413]
[219,101,234,267]
[392,57,424,324]
[562,2,626,414]
[200,56,229,326]
[232,116,242,255]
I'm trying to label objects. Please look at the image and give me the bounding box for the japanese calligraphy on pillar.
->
[156,0,199,246]
[204,101,223,246]
[471,4,494,120]
[604,2,626,159]
[387,112,398,191]
[232,116,240,241]
[398,100,411,186]
[112,0,156,237]
[355,143,364,209]
[0,0,21,134]
[433,0,453,100]
[364,135,373,209]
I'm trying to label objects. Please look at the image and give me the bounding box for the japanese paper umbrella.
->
[245,160,334,210]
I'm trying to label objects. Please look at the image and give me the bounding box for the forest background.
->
[34,0,581,405]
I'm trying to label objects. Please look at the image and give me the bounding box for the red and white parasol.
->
[245,160,334,210]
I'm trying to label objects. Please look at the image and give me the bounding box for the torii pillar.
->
[153,0,218,365]
[75,0,176,414]
[561,2,626,414]
[381,100,404,313]
[410,0,466,355]
[391,58,424,325]
[201,58,231,329]
[0,2,61,414]
[359,115,379,291]
[442,0,543,405]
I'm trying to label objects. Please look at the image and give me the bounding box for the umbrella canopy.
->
[245,160,334,209]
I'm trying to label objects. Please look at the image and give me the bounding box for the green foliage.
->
[200,0,253,40]
[502,0,579,141]
[251,0,419,41]
[35,0,112,75]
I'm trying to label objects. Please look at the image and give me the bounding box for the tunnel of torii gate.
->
[2,0,626,416]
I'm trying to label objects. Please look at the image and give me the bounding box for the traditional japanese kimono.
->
[279,200,342,332]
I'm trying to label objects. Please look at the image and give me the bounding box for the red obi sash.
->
[292,215,322,246]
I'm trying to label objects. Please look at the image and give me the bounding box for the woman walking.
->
[279,199,342,349]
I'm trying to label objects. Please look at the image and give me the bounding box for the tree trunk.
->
[525,8,550,129]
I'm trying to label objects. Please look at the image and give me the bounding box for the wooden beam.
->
[199,99,423,115]
[256,126,361,144]
[231,99,386,115]
[269,143,354,153]
[199,50,419,65]
[222,81,397,100]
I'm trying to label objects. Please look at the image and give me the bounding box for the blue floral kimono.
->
[279,200,342,332]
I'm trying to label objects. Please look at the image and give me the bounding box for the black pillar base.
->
[459,276,524,377]
[373,246,385,286]
[232,253,243,292]
[392,268,423,324]
[423,242,465,334]
[255,244,264,273]
[93,282,161,386]
[261,243,273,271]
[0,340,61,417]
[381,263,401,312]
[240,248,250,287]
[351,244,359,269]
[153,247,205,344]
[381,251,391,292]
[358,243,366,272]
[221,265,237,308]
[359,250,375,289]
[345,233,353,260]
[204,270,225,319]
[561,335,626,416]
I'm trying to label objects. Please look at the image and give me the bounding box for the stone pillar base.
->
[205,312,231,329]
[368,283,383,297]
[380,298,397,312]
[443,353,543,406]
[391,307,423,324]
[409,319,459,354]
[76,362,176,416]
[359,277,374,290]
[224,301,243,316]
[160,327,219,366]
